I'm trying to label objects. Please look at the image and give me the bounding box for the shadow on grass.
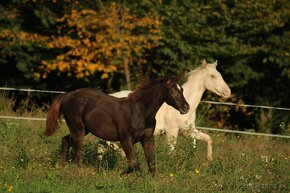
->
[48,140,121,171]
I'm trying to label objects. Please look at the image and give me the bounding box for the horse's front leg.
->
[141,135,156,177]
[120,139,139,175]
[180,126,213,161]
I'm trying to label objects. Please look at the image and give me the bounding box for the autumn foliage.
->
[39,2,162,84]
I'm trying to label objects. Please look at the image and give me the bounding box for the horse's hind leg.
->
[196,131,212,161]
[60,134,72,166]
[186,128,212,161]
[104,141,126,160]
[165,128,179,152]
[71,131,85,167]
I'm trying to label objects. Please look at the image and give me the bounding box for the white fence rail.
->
[1,87,290,111]
[0,115,289,139]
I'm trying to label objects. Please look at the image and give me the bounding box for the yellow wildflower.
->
[8,185,13,192]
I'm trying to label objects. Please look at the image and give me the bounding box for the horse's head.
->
[163,74,190,114]
[201,59,231,98]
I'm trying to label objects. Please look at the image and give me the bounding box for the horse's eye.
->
[210,74,216,79]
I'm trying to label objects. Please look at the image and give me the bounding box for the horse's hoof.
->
[120,168,133,177]
[59,160,67,169]
[120,171,130,178]
[207,157,213,162]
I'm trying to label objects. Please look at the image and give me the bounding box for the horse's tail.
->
[45,93,66,136]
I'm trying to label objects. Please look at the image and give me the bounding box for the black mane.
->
[127,78,163,102]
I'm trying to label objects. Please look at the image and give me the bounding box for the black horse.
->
[45,75,189,176]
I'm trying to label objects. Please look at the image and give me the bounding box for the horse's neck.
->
[182,71,206,114]
[137,85,164,119]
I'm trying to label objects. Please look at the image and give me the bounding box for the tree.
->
[0,0,52,88]
[39,1,162,89]
[129,0,290,133]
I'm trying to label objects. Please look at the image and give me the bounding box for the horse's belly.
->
[85,112,119,141]
[89,124,119,141]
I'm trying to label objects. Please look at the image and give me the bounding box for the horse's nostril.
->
[222,89,231,98]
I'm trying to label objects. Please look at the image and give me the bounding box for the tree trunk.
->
[124,57,131,90]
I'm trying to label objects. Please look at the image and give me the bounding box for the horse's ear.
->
[213,60,218,68]
[164,73,174,87]
[177,68,190,81]
[201,59,207,68]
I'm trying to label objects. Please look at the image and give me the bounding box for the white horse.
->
[110,59,231,161]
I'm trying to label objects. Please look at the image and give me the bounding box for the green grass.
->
[0,93,289,193]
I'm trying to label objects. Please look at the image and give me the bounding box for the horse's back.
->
[110,90,132,98]
[61,88,104,112]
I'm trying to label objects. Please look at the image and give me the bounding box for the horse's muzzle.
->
[180,103,190,114]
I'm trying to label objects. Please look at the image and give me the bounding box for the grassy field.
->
[0,94,289,193]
